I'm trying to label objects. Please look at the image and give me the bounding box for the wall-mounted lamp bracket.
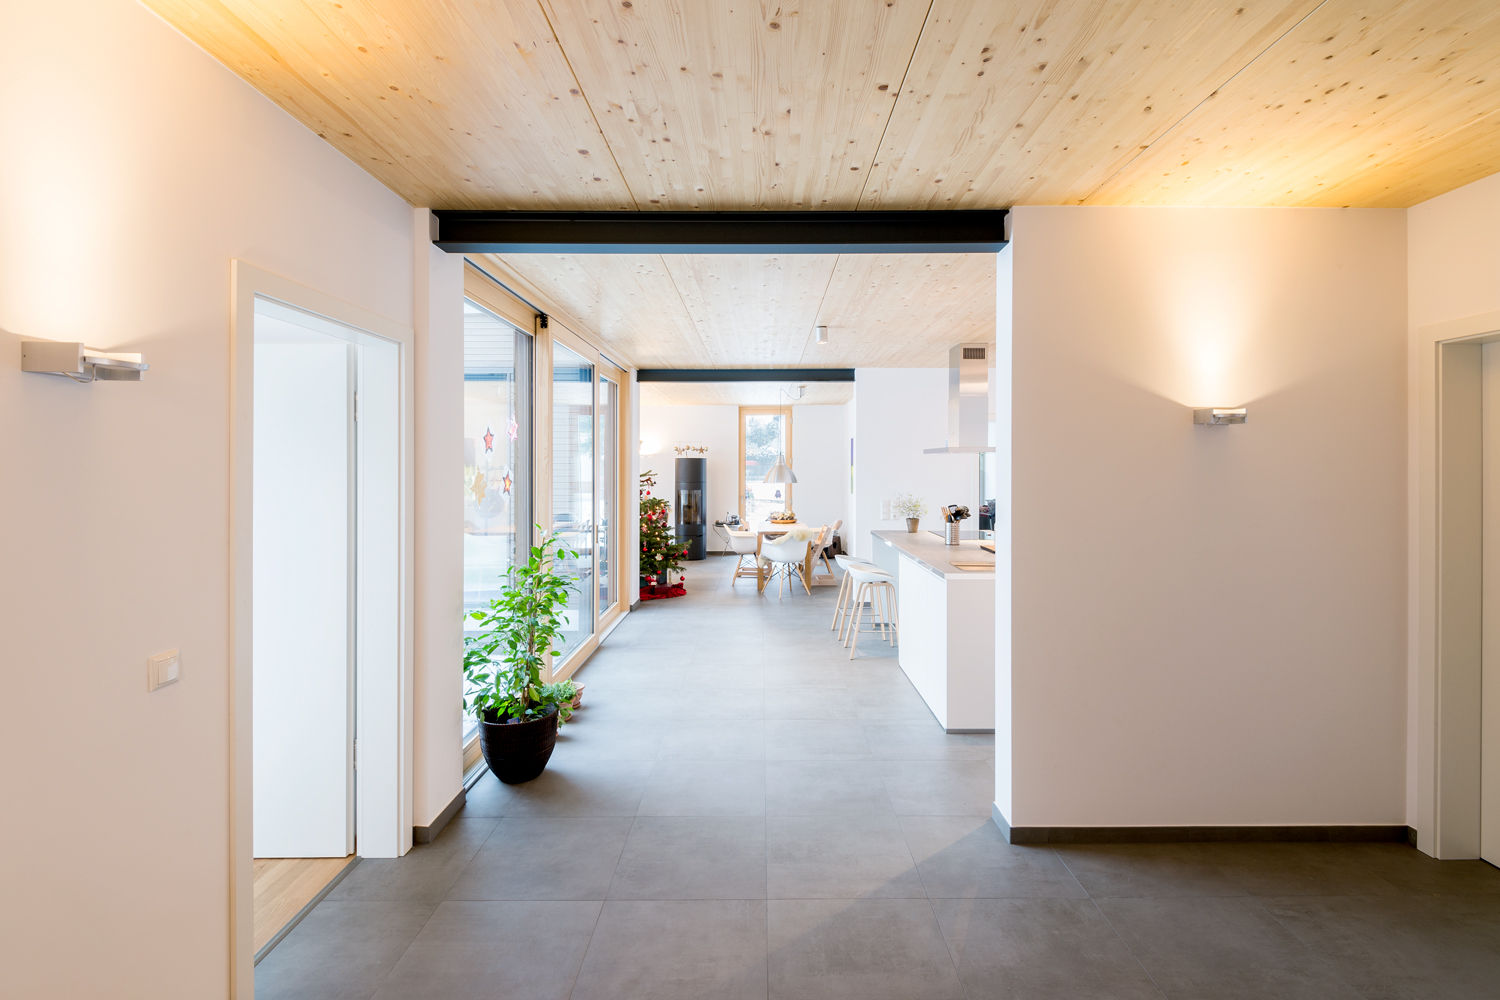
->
[1193,407,1247,426]
[22,341,148,383]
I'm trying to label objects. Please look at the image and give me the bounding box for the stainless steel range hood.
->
[924,343,995,454]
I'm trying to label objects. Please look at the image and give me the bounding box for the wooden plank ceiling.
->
[146,0,1500,364]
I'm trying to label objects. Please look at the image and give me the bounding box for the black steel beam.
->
[637,368,855,383]
[432,210,1007,254]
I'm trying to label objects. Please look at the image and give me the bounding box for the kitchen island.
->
[870,530,996,732]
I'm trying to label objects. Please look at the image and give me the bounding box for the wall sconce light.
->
[1193,407,1247,426]
[814,325,829,346]
[22,341,149,383]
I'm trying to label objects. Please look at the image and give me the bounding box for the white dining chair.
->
[726,528,760,587]
[760,532,812,598]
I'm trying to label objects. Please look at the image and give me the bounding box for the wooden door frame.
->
[738,404,794,523]
[228,261,415,998]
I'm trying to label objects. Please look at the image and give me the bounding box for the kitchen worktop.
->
[871,530,996,579]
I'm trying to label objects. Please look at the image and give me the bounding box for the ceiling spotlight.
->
[815,325,829,345]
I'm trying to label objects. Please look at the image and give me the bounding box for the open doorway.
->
[228,263,413,991]
[1424,319,1500,864]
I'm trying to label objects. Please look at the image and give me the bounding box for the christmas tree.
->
[639,470,686,598]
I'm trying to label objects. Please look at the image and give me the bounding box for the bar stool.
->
[843,565,898,658]
[831,553,880,635]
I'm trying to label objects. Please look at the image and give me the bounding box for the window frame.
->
[738,404,794,524]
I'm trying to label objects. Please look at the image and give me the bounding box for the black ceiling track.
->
[637,368,855,383]
[431,210,1008,254]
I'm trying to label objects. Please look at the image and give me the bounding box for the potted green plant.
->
[463,529,580,784]
[893,493,926,533]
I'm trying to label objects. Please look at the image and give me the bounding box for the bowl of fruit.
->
[768,509,798,525]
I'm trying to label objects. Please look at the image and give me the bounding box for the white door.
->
[1480,343,1500,866]
[252,322,355,859]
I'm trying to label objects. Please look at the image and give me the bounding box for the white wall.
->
[413,225,465,828]
[638,404,740,541]
[851,369,982,560]
[993,245,1014,822]
[1409,171,1500,330]
[0,2,416,995]
[1005,206,1408,828]
[639,401,853,552]
[791,402,853,542]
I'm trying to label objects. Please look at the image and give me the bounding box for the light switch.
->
[148,650,181,692]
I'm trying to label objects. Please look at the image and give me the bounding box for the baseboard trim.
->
[254,855,359,966]
[992,806,1414,846]
[413,787,467,845]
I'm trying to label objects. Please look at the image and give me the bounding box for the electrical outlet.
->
[148,650,181,692]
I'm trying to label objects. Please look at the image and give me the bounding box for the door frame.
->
[228,261,415,998]
[1412,307,1500,859]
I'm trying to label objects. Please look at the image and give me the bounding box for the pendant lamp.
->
[763,385,798,484]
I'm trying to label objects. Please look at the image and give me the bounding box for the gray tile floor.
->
[258,556,1500,999]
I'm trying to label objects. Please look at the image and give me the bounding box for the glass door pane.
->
[552,343,594,658]
[598,375,618,613]
[462,301,532,735]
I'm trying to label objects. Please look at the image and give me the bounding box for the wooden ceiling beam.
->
[434,210,1008,254]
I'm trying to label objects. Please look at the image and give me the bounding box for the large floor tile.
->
[767,814,925,899]
[881,760,995,816]
[369,900,600,1000]
[254,900,434,1000]
[551,715,665,761]
[637,759,767,816]
[1052,843,1250,898]
[765,760,894,816]
[862,721,994,761]
[571,900,768,1000]
[609,816,767,899]
[767,898,966,1000]
[659,719,768,760]
[498,759,653,817]
[765,719,873,760]
[901,816,1086,899]
[1264,893,1500,1000]
[456,774,513,817]
[933,897,1163,999]
[326,819,496,904]
[1097,896,1363,999]
[1208,842,1410,897]
[447,817,631,900]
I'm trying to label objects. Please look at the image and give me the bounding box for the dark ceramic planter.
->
[478,706,559,784]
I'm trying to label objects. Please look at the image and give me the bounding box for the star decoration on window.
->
[507,415,519,441]
[483,426,494,453]
[502,471,513,495]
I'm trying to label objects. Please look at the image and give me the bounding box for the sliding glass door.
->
[598,374,619,615]
[461,299,532,736]
[552,343,595,659]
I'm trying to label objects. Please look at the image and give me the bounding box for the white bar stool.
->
[843,565,898,658]
[831,553,881,634]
